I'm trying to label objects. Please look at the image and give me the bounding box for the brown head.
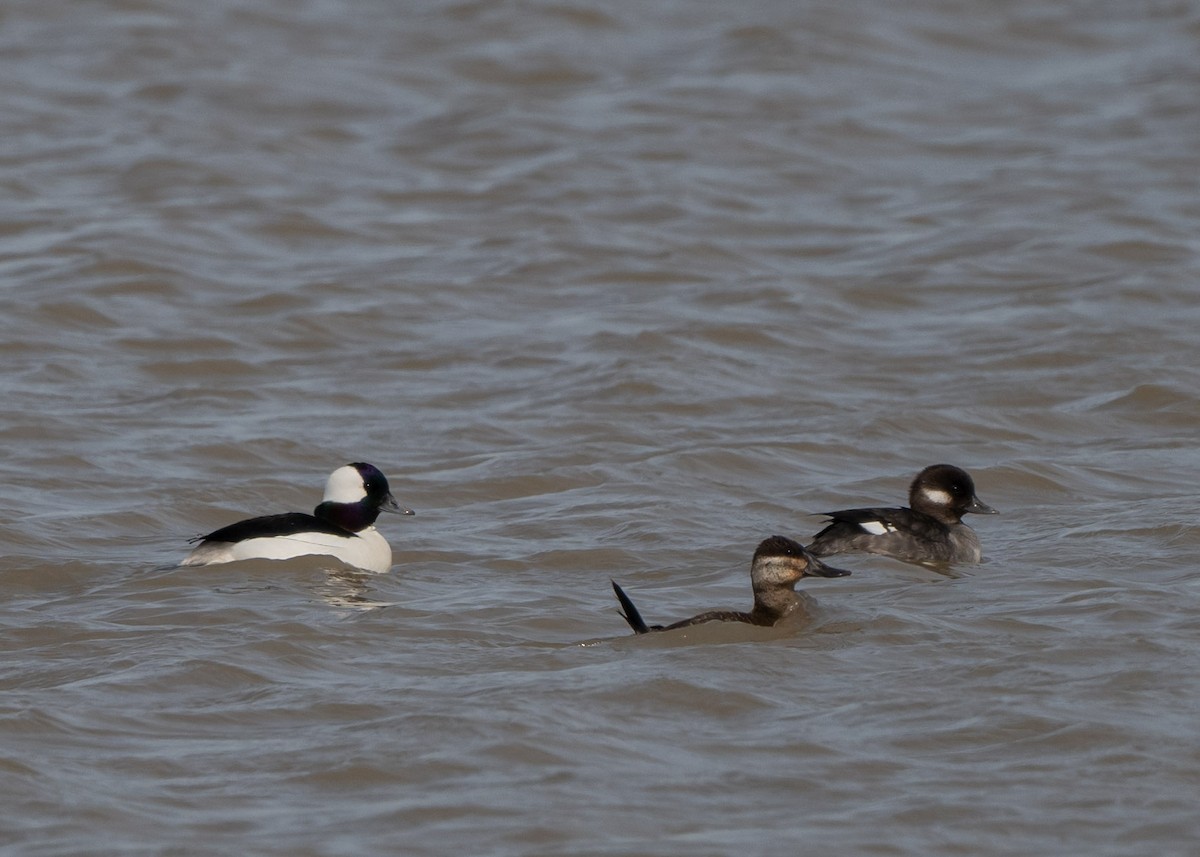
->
[749,535,851,592]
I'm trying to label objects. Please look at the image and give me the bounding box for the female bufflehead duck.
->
[611,535,851,634]
[182,462,413,573]
[806,464,997,566]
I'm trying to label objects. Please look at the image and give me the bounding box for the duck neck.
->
[314,501,377,533]
[751,587,803,625]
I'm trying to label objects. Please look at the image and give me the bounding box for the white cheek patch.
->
[859,520,896,536]
[921,488,953,506]
[323,466,368,503]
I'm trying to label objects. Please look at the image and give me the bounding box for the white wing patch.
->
[859,520,897,536]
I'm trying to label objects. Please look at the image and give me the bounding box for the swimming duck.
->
[182,462,412,573]
[807,463,996,565]
[611,535,850,634]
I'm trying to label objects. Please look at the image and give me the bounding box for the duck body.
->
[612,535,851,635]
[807,464,996,566]
[182,462,412,573]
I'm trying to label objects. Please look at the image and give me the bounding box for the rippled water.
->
[3,0,1200,854]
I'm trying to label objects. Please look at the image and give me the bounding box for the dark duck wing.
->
[189,512,352,545]
[808,506,947,560]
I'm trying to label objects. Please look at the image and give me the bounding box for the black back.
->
[190,512,352,545]
[662,609,757,630]
[611,582,765,633]
[817,506,948,538]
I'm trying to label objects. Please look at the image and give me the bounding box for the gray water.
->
[2,1,1199,854]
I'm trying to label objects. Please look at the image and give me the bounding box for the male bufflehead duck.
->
[182,462,412,573]
[806,464,997,566]
[611,535,851,634]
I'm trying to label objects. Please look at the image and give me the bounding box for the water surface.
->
[2,1,1199,854]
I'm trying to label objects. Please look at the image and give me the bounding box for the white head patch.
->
[920,488,953,507]
[323,465,368,503]
[859,520,896,536]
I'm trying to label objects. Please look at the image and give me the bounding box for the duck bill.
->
[381,494,416,516]
[807,554,852,578]
[967,496,999,515]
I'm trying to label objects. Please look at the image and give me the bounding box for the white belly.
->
[183,526,393,573]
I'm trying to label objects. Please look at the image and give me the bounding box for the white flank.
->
[859,520,893,536]
[183,527,393,573]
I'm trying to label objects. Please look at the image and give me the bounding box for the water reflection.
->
[314,568,396,612]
